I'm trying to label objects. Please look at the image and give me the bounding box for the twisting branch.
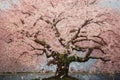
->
[34,39,51,50]
[94,46,106,54]
[51,17,66,47]
[32,15,66,58]
[82,48,94,60]
[88,56,110,62]
[67,18,109,54]
[33,12,66,48]
[68,48,93,62]
[93,20,105,26]
[51,12,65,37]
[93,36,107,45]
[68,17,109,45]
[45,12,66,48]
[76,19,93,37]
[58,38,66,47]
[33,15,52,27]
[67,19,93,45]
[15,38,46,63]
[71,46,86,52]
[72,38,105,46]
[28,43,44,51]
[34,38,52,58]
[69,48,110,62]
[34,37,61,58]
[72,43,106,54]
[40,16,52,24]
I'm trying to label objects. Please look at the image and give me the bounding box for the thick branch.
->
[84,48,94,59]
[86,47,108,61]
[88,56,110,62]
[51,15,67,48]
[72,44,106,54]
[67,19,93,47]
[68,48,93,62]
[34,38,61,58]
[69,48,110,63]
[34,38,53,57]
[38,15,66,48]
[72,38,104,46]
[34,38,50,49]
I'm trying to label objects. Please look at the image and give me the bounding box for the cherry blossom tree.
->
[0,0,120,79]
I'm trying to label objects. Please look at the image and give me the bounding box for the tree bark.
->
[55,62,69,79]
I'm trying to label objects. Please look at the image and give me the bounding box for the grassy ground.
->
[32,76,79,80]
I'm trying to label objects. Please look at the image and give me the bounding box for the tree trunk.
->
[55,63,69,79]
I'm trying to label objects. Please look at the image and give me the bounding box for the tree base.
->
[32,76,79,80]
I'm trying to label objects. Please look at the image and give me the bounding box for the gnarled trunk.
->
[55,62,69,79]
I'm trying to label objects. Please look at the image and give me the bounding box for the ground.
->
[32,76,79,80]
